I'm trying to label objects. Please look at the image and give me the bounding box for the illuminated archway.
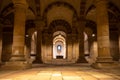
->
[53,31,66,59]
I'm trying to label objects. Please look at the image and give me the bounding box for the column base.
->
[77,57,88,63]
[96,57,113,63]
[91,62,120,69]
[1,61,32,70]
[10,54,26,61]
[91,57,120,69]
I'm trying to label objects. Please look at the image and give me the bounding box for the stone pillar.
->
[2,0,30,69]
[92,0,113,68]
[0,23,3,64]
[78,32,87,63]
[35,20,44,63]
[72,34,77,61]
[45,34,52,63]
[118,24,120,61]
[71,34,79,62]
[67,34,73,61]
[10,0,28,61]
[35,30,42,63]
[77,20,87,63]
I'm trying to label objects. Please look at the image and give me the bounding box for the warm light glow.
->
[92,34,95,37]
[53,31,66,59]
[15,50,19,54]
[52,73,61,76]
[0,79,13,80]
[57,45,61,50]
[26,34,29,37]
[84,32,88,41]
[34,31,37,35]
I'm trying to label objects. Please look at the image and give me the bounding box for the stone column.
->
[45,34,52,63]
[71,34,79,62]
[77,20,87,63]
[72,34,77,60]
[67,34,73,61]
[93,0,113,68]
[10,0,28,61]
[0,23,3,64]
[118,24,120,61]
[2,0,30,69]
[78,32,87,63]
[35,20,44,63]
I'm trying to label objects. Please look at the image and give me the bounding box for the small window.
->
[57,45,62,52]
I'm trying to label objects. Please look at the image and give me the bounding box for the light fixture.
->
[26,34,29,37]
[92,34,95,37]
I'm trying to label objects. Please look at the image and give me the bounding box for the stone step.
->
[51,59,75,65]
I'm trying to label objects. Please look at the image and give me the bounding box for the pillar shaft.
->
[0,23,3,63]
[35,30,42,63]
[118,25,120,61]
[1,0,32,70]
[35,20,44,63]
[78,32,87,62]
[95,0,112,62]
[10,0,28,61]
[77,19,87,63]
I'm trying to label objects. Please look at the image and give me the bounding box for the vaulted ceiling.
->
[0,0,120,34]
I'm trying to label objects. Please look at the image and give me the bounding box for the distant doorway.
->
[53,31,66,59]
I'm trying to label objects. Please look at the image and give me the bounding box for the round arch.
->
[43,1,78,18]
[49,19,72,34]
[42,1,78,27]
[53,31,66,59]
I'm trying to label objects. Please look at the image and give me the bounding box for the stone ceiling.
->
[0,0,120,33]
[0,0,120,21]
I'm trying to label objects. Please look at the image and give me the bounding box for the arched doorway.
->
[41,19,79,64]
[53,31,66,59]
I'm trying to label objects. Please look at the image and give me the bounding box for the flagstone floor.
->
[0,64,120,80]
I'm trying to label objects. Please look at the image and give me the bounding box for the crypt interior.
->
[0,0,120,70]
[0,0,120,80]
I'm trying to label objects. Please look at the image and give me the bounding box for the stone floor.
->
[0,64,120,80]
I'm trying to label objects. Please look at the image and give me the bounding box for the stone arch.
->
[0,3,14,17]
[108,2,120,21]
[43,1,78,18]
[25,20,36,38]
[85,20,97,35]
[53,31,66,38]
[0,3,35,20]
[86,5,95,15]
[86,2,120,21]
[48,19,72,34]
[53,31,66,59]
[42,1,78,26]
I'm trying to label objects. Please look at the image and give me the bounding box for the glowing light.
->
[92,34,95,37]
[52,73,61,76]
[57,45,61,50]
[26,34,29,37]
